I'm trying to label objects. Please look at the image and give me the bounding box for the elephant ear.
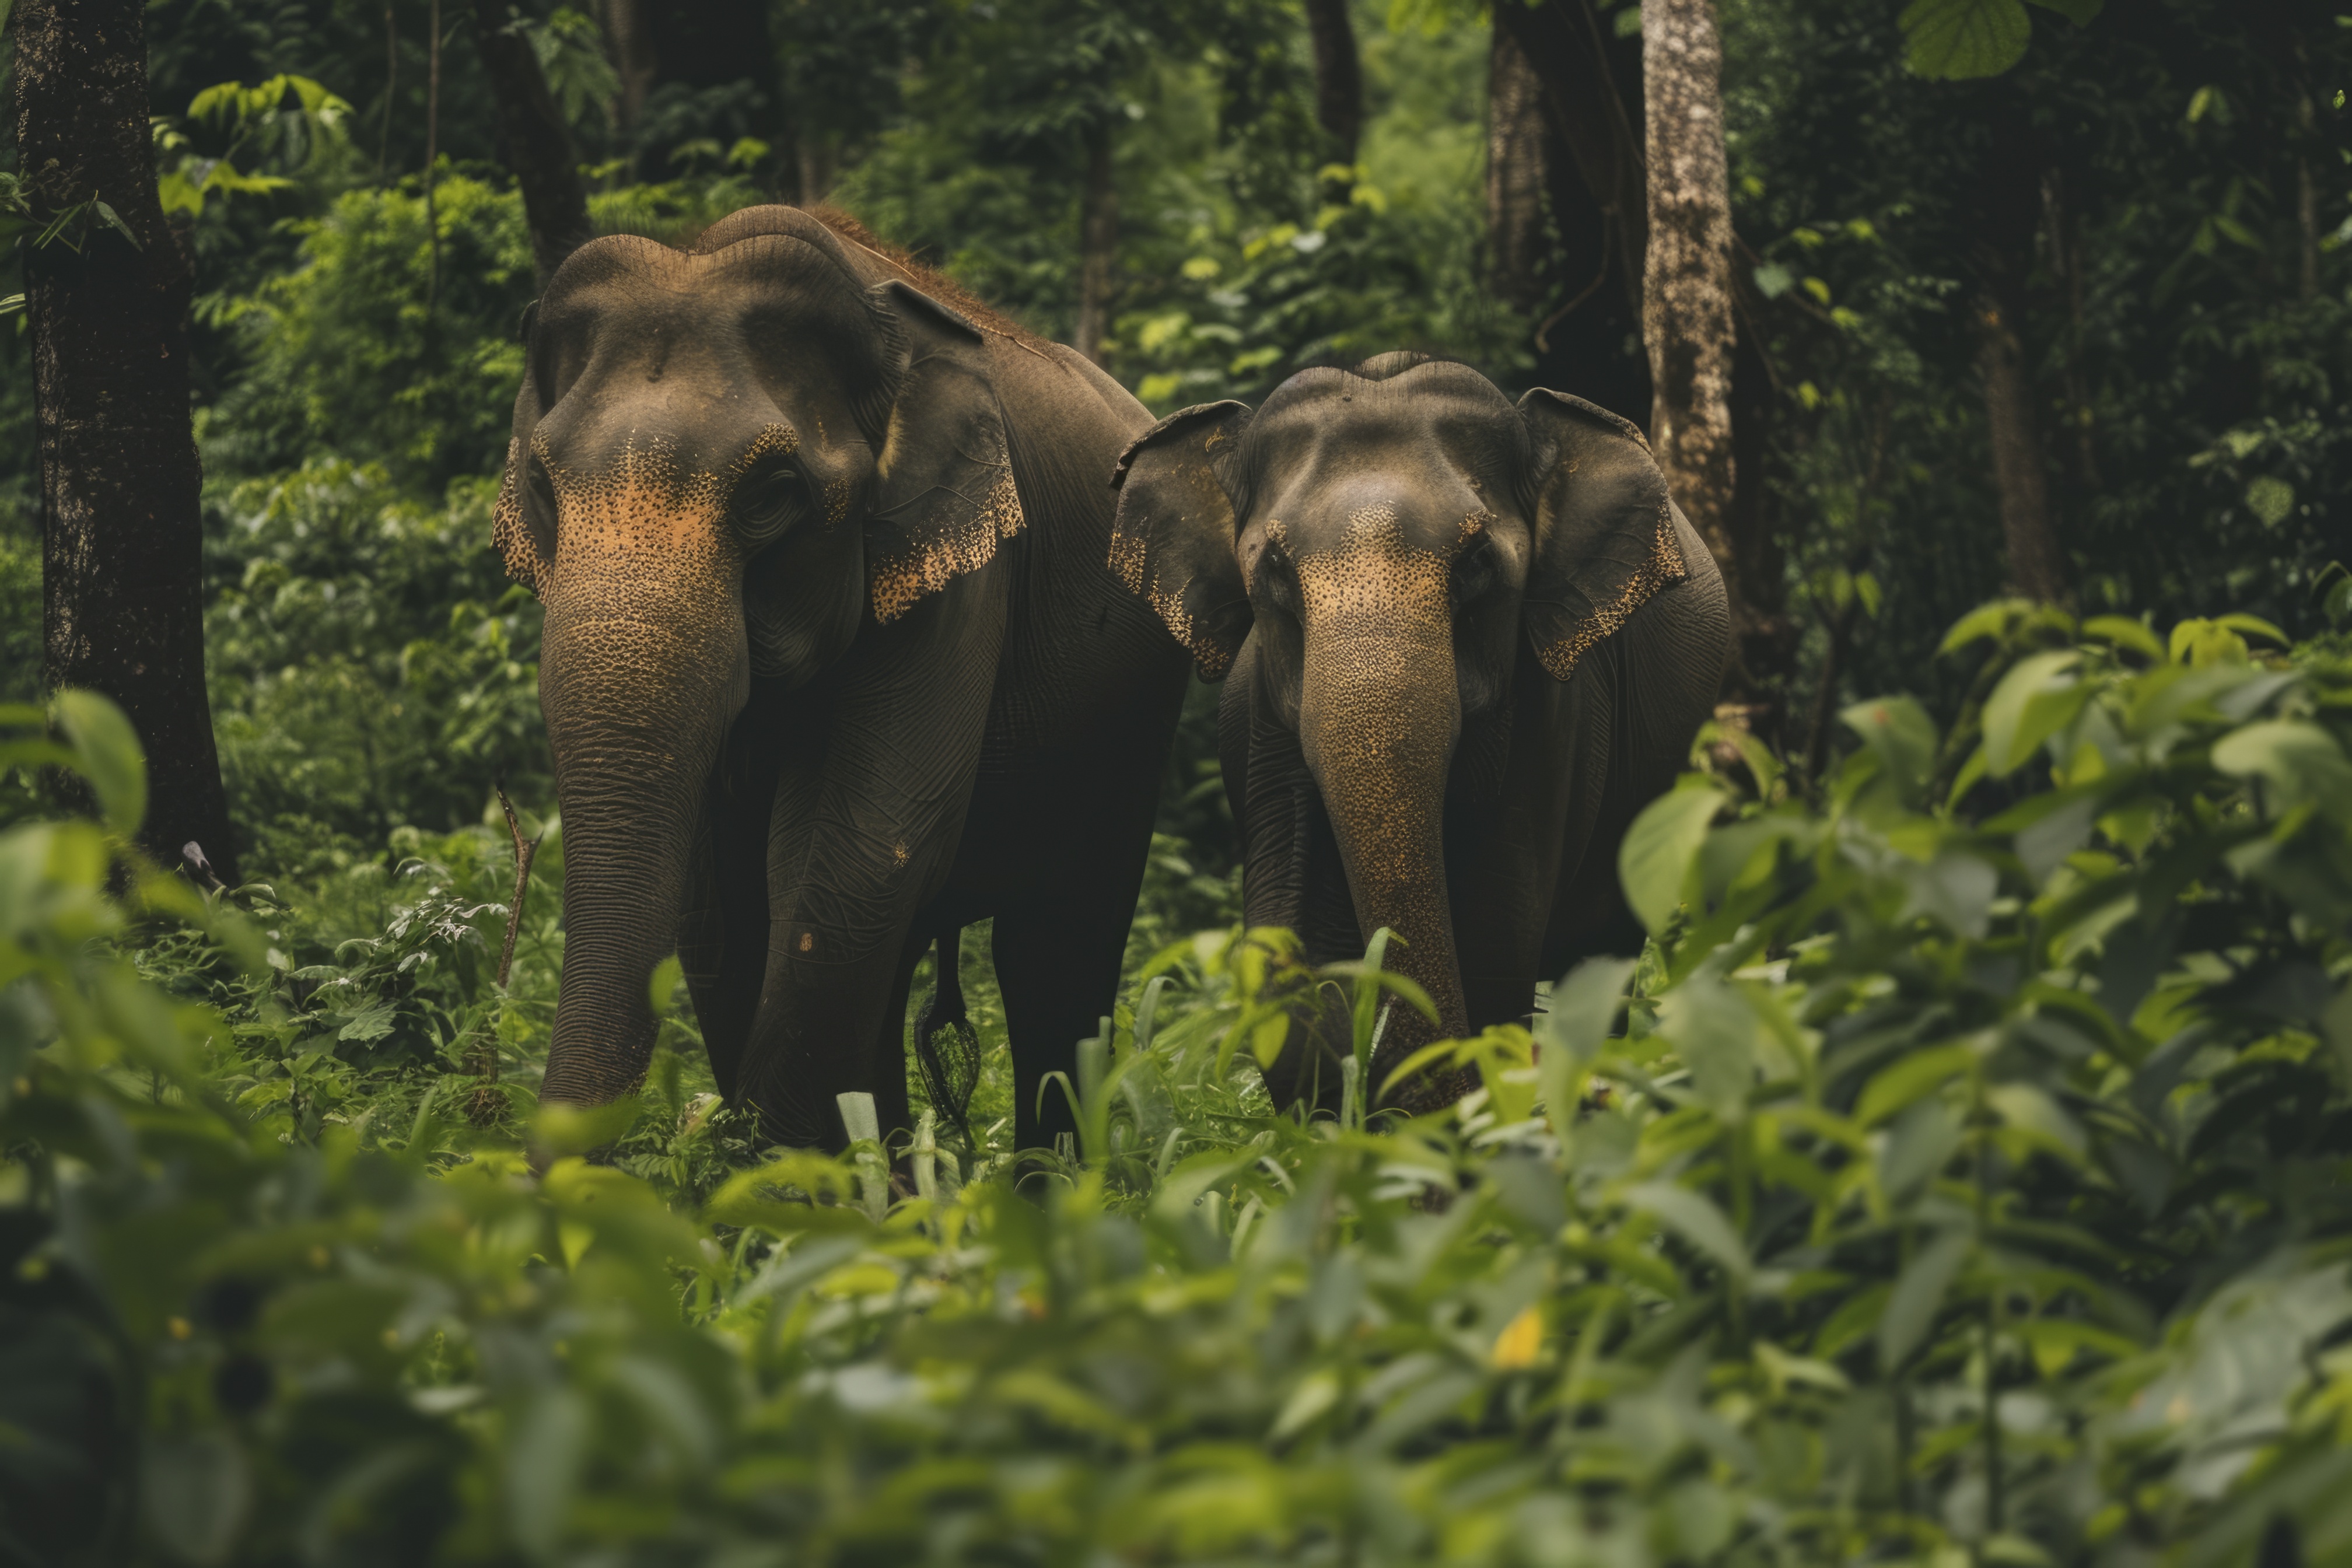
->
[491,364,551,596]
[1107,401,1254,679]
[863,279,1025,624]
[1517,388,1691,681]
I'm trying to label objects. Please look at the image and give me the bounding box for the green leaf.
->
[2245,477,2295,526]
[1940,598,2029,654]
[54,688,148,837]
[1979,650,2084,776]
[1619,778,1726,936]
[537,1096,642,1156]
[1656,978,1758,1119]
[1840,696,1940,799]
[1856,1041,1978,1126]
[1878,1229,1972,1370]
[648,953,684,1016]
[2082,615,2164,662]
[1902,0,2031,79]
[91,200,139,249]
[1625,1181,1749,1283]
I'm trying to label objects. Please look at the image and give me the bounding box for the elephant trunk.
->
[537,529,747,1110]
[1296,550,1468,1101]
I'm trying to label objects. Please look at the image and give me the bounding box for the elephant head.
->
[494,206,1023,1112]
[1109,354,1688,1096]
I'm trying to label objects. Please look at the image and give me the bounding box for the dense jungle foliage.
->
[3,0,2351,1562]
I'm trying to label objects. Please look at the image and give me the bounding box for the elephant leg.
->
[864,932,925,1149]
[1444,693,1563,1033]
[679,743,776,1099]
[736,570,1007,1150]
[1542,545,1729,971]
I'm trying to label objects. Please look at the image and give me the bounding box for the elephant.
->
[1106,353,1728,1105]
[493,205,1189,1152]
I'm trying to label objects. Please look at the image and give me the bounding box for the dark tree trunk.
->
[470,0,594,286]
[1963,101,2068,606]
[1494,0,1650,422]
[17,0,236,879]
[1303,0,1364,170]
[1975,282,2067,604]
[1490,0,1646,318]
[1487,26,1549,313]
[600,0,654,128]
[1073,120,1118,366]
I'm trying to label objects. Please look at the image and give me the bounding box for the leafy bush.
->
[201,460,548,878]
[199,176,536,495]
[6,611,2351,1565]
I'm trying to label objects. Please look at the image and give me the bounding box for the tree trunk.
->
[1491,0,1646,319]
[1303,0,1363,171]
[798,137,835,206]
[470,0,594,287]
[600,0,654,129]
[1975,285,2068,604]
[1072,119,1118,366]
[1639,0,1740,610]
[17,0,236,880]
[1487,26,1549,313]
[1493,0,1650,422]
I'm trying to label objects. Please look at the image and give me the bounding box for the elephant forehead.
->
[1283,506,1466,628]
[534,430,783,584]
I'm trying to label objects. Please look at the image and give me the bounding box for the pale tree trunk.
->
[1974,286,2068,603]
[1303,0,1363,172]
[1488,26,1549,313]
[1072,120,1118,365]
[18,0,237,879]
[1639,0,1739,603]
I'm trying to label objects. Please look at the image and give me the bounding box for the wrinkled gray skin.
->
[496,206,1186,1150]
[1108,355,1728,1105]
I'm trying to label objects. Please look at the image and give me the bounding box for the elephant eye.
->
[1452,536,1499,604]
[525,457,557,519]
[1259,547,1298,614]
[736,469,806,545]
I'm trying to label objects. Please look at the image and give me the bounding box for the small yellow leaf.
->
[558,1219,594,1270]
[1492,1305,1543,1370]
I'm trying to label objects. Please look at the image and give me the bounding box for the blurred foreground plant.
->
[4,603,2350,1566]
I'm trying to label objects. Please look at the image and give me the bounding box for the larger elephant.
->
[496,205,1188,1150]
[1107,354,1728,1103]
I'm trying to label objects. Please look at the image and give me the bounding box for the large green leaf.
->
[1878,1230,1972,1370]
[54,688,148,839]
[1901,0,2031,78]
[1979,650,2085,777]
[1619,778,1727,937]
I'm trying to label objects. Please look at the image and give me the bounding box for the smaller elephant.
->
[1108,354,1729,1103]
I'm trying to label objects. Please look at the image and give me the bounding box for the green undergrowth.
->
[4,603,2351,1567]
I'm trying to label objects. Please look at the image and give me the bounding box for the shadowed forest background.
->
[5,2,2352,1564]
[1,0,2342,886]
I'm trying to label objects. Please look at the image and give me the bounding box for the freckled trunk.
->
[1298,594,1469,1105]
[19,0,237,881]
[538,556,746,1109]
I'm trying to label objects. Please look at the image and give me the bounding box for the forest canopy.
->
[2,0,2350,1564]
